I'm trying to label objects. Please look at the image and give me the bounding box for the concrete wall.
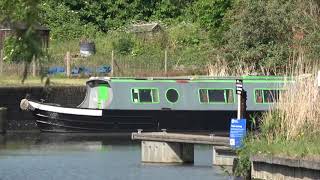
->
[0,86,86,130]
[251,155,320,180]
[141,141,194,163]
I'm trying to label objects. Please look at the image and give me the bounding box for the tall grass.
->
[234,63,320,176]
[261,75,320,141]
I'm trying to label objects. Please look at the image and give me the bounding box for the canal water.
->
[0,132,231,180]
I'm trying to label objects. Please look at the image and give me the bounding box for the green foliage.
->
[7,0,319,76]
[152,0,193,23]
[112,36,135,55]
[186,0,233,45]
[39,0,196,39]
[1,0,43,63]
[233,136,253,177]
[3,33,41,63]
[221,0,294,72]
[168,23,207,48]
[40,2,99,40]
[0,0,40,22]
[0,0,45,83]
[190,0,233,30]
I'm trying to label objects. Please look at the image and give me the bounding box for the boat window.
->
[166,89,179,103]
[226,89,234,103]
[208,90,225,103]
[87,80,110,88]
[199,89,234,104]
[199,89,208,102]
[131,88,159,103]
[255,89,282,103]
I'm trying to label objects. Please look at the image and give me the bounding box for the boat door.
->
[87,80,113,109]
[96,84,107,109]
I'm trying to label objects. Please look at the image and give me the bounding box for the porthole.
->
[166,89,179,103]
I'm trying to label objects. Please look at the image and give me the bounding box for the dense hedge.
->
[1,0,320,74]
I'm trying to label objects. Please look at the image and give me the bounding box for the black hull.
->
[33,108,262,133]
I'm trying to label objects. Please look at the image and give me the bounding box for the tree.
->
[0,0,43,83]
[188,0,233,45]
[40,1,97,40]
[221,0,294,73]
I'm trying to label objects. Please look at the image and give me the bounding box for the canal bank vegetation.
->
[1,0,320,80]
[43,0,320,75]
[234,68,320,177]
[0,76,86,87]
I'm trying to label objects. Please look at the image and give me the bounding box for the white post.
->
[164,50,168,76]
[237,94,241,119]
[236,79,243,119]
[111,50,114,76]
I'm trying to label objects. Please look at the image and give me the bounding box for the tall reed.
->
[260,71,320,141]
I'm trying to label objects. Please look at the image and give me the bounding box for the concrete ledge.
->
[251,155,320,179]
[141,141,194,163]
[251,155,320,170]
[132,132,229,146]
[213,146,236,166]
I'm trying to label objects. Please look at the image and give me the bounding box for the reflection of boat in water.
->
[20,76,291,132]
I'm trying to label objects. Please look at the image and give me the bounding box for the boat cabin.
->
[79,76,292,112]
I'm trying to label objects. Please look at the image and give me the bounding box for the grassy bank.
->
[235,73,320,176]
[47,24,215,77]
[0,76,86,87]
[1,23,220,77]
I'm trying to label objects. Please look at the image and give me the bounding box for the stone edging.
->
[250,154,320,170]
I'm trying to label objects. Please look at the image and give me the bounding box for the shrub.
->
[112,36,134,55]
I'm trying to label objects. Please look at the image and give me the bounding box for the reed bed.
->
[261,75,320,141]
[234,64,320,176]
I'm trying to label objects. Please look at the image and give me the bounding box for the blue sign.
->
[229,118,246,149]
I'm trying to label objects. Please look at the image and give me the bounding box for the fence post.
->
[111,50,114,76]
[66,51,71,77]
[32,56,36,77]
[164,50,168,76]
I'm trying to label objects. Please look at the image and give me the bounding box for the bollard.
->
[209,134,215,138]
[0,107,7,134]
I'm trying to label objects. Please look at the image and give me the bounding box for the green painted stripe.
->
[98,86,109,108]
[112,79,177,83]
[243,80,294,83]
[242,76,286,79]
[110,77,294,83]
[99,86,108,100]
[112,79,235,83]
[192,80,235,83]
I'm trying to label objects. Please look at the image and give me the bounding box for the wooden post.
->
[111,50,114,76]
[0,49,3,75]
[66,51,71,77]
[164,50,168,76]
[32,56,36,77]
[0,107,7,134]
